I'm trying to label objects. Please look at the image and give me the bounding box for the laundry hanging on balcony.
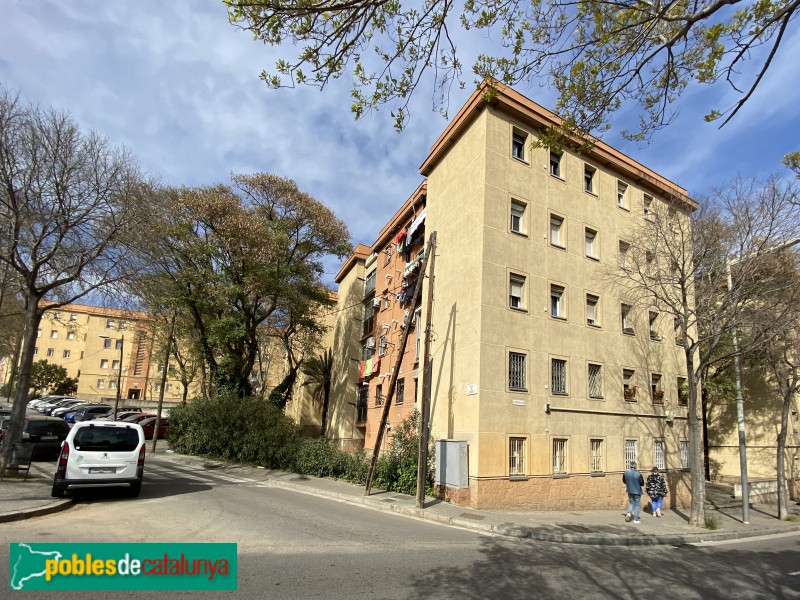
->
[406,209,426,240]
[364,357,373,377]
[403,249,425,278]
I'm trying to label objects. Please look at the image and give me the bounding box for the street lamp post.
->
[726,237,800,525]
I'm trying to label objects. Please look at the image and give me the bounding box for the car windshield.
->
[73,426,140,451]
[27,421,70,435]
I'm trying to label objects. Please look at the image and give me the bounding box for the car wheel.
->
[127,480,142,498]
[51,482,65,498]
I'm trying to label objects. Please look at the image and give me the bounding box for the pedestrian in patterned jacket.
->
[646,467,669,517]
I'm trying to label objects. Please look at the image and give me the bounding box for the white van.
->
[51,421,145,498]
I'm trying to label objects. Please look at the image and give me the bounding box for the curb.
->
[153,452,800,547]
[0,498,73,523]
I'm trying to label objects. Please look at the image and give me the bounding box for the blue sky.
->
[1,2,798,285]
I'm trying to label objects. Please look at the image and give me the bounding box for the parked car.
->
[51,421,145,498]
[93,407,144,421]
[72,404,112,422]
[120,413,157,424]
[138,417,169,440]
[52,403,92,418]
[41,398,82,415]
[0,416,72,460]
[28,396,59,410]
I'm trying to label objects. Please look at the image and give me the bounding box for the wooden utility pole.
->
[365,232,436,496]
[416,233,437,508]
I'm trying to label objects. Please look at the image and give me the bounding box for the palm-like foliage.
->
[302,349,333,438]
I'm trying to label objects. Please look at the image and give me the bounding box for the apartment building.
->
[5,303,196,409]
[330,81,697,510]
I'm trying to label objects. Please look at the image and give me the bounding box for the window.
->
[356,387,368,422]
[155,383,162,393]
[649,311,660,340]
[651,373,663,404]
[109,380,117,390]
[397,378,405,405]
[623,368,636,400]
[112,360,120,370]
[509,274,526,310]
[549,215,564,247]
[63,350,70,358]
[375,386,383,407]
[115,339,123,350]
[119,320,128,330]
[37,328,41,338]
[550,285,565,319]
[677,377,689,406]
[50,330,58,339]
[621,304,634,335]
[166,384,173,393]
[378,335,388,357]
[584,228,597,259]
[512,129,526,161]
[618,241,630,269]
[590,439,604,473]
[46,348,54,357]
[553,439,568,474]
[67,331,75,341]
[384,244,392,265]
[363,302,376,337]
[584,165,596,193]
[680,441,689,469]
[653,440,666,470]
[549,149,562,178]
[69,313,77,322]
[100,359,109,369]
[586,294,599,326]
[34,347,38,355]
[509,438,526,476]
[674,317,684,345]
[157,363,165,373]
[510,200,526,234]
[646,251,654,276]
[106,319,115,329]
[625,440,638,469]
[643,194,653,219]
[97,379,105,389]
[364,269,376,296]
[588,363,603,398]
[508,352,527,390]
[617,181,628,209]
[551,358,568,395]
[103,338,112,349]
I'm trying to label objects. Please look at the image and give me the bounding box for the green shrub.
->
[704,515,720,530]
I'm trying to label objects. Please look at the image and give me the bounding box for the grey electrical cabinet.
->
[435,439,468,488]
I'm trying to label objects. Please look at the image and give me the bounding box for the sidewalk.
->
[3,448,799,546]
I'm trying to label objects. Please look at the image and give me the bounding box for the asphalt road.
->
[2,455,799,599]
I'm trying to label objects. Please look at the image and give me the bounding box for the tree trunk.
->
[320,384,330,438]
[701,382,711,481]
[1,298,42,475]
[777,386,792,520]
[686,348,706,527]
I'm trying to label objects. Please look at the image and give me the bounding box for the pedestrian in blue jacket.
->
[623,462,644,523]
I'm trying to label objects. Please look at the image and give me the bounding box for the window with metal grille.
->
[590,439,604,473]
[509,437,526,476]
[551,285,565,318]
[396,378,405,405]
[586,294,599,326]
[625,440,638,468]
[384,244,392,264]
[508,352,526,390]
[653,440,666,470]
[680,441,689,468]
[551,358,567,395]
[549,215,564,247]
[585,228,597,258]
[364,269,376,296]
[379,335,388,356]
[549,150,562,178]
[509,274,525,310]
[553,439,568,474]
[510,200,526,234]
[588,363,603,398]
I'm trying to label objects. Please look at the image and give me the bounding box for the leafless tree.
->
[0,88,150,474]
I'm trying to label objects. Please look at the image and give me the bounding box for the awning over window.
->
[406,209,426,239]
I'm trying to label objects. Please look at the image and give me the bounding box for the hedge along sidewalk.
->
[151,447,800,546]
